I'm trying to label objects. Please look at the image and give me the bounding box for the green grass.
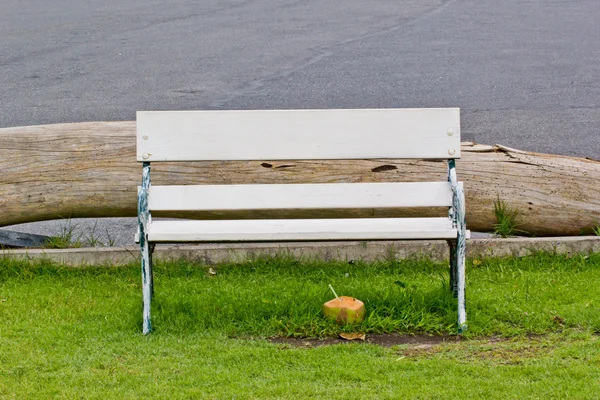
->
[0,253,599,398]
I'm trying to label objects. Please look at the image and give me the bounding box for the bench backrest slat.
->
[136,108,460,162]
[146,182,454,211]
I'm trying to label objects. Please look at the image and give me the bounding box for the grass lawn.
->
[0,253,599,398]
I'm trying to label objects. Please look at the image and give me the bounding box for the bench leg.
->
[447,240,458,297]
[453,184,467,333]
[140,236,152,335]
[138,162,152,335]
[448,159,467,333]
[149,244,155,300]
[455,232,467,333]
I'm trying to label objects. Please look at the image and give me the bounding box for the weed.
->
[82,220,102,247]
[43,221,82,249]
[493,197,526,237]
[105,228,117,246]
[43,219,119,248]
[593,226,600,236]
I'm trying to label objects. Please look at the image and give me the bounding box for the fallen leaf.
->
[339,332,366,341]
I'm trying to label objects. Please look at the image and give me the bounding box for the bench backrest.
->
[136,108,461,162]
[136,108,460,213]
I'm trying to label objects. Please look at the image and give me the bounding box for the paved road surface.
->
[2,0,599,244]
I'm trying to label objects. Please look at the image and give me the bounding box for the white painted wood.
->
[145,218,459,242]
[135,226,470,242]
[146,182,454,211]
[136,108,461,161]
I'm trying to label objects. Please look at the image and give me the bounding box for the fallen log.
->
[1,122,599,236]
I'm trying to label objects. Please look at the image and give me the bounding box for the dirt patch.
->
[269,333,462,348]
[267,333,584,364]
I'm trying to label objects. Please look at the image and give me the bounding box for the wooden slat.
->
[137,108,461,161]
[135,223,471,242]
[147,182,453,211]
[145,218,458,242]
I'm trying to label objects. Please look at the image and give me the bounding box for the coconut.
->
[322,296,365,325]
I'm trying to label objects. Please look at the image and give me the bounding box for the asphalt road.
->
[2,0,599,245]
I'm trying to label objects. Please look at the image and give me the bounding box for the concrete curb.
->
[2,237,600,266]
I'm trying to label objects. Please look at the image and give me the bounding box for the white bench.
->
[136,108,468,334]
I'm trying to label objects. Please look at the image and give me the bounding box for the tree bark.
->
[1,121,599,236]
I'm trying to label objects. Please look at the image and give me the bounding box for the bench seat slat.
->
[147,182,454,211]
[145,218,461,242]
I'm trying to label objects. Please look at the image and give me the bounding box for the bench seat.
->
[142,218,470,242]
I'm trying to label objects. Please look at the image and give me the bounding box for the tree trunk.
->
[1,122,599,236]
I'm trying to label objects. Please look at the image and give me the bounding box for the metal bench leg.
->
[455,227,467,333]
[454,184,467,333]
[149,243,156,300]
[447,240,458,297]
[140,235,152,335]
[448,159,467,333]
[138,162,153,335]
